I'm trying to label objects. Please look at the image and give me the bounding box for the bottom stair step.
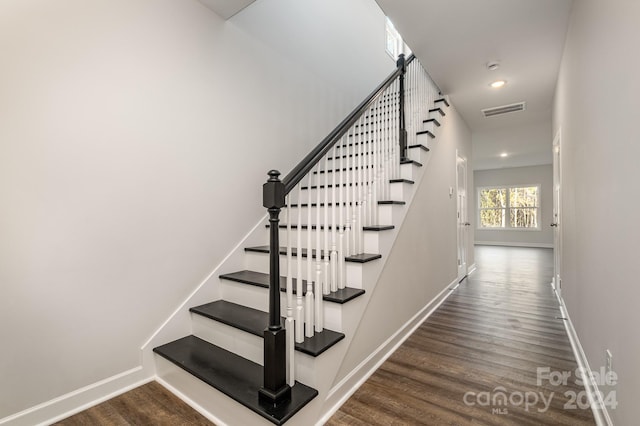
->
[154,335,317,425]
[191,300,345,356]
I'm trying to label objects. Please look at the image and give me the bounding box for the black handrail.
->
[258,53,414,405]
[282,53,415,194]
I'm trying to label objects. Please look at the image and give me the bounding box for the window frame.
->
[477,184,541,231]
[385,17,411,59]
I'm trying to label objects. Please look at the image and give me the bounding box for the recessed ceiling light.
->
[490,80,506,88]
[500,152,508,158]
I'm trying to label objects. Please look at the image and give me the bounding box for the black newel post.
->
[259,170,292,405]
[397,53,408,161]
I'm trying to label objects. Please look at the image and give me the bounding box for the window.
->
[478,185,540,229]
[385,18,401,58]
[385,18,411,59]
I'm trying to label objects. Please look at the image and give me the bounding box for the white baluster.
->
[314,263,323,333]
[344,130,351,258]
[338,135,346,289]
[285,193,295,385]
[315,161,323,332]
[323,156,330,295]
[330,145,338,292]
[305,167,314,338]
[372,100,379,225]
[394,80,400,180]
[295,184,304,343]
[356,110,364,255]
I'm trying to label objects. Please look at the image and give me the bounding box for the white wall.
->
[0,0,393,419]
[334,104,473,383]
[474,165,553,247]
[553,0,640,424]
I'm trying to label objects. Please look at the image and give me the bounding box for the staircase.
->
[150,55,448,425]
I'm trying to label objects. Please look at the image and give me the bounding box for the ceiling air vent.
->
[482,102,526,118]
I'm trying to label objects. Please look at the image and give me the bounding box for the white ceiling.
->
[376,0,573,169]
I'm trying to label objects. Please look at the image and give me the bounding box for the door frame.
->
[456,150,468,282]
[552,128,562,297]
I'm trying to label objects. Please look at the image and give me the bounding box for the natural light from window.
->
[478,186,540,229]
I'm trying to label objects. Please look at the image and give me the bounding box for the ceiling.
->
[198,0,256,19]
[376,0,573,169]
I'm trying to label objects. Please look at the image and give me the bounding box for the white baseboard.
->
[317,277,460,426]
[0,367,152,426]
[467,263,477,275]
[155,376,229,426]
[550,282,612,426]
[475,241,553,249]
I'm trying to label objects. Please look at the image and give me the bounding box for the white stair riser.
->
[401,163,418,180]
[407,146,430,164]
[390,181,413,200]
[192,313,264,366]
[306,170,400,188]
[279,203,396,226]
[218,279,345,332]
[278,228,382,254]
[415,133,434,149]
[243,251,366,290]
[421,121,439,134]
[429,110,445,120]
[293,184,400,204]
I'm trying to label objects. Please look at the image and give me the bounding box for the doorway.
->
[552,129,562,297]
[456,151,469,281]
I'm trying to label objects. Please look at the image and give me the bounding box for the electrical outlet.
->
[606,349,613,375]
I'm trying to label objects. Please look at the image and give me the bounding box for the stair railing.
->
[260,54,418,405]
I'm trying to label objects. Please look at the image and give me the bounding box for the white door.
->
[456,152,468,281]
[552,129,562,297]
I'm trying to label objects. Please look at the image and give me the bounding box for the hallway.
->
[328,246,596,425]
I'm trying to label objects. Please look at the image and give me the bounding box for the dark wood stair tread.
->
[190,300,345,356]
[153,336,317,425]
[219,270,366,304]
[416,130,435,138]
[300,179,410,190]
[435,98,450,107]
[400,158,422,166]
[326,144,428,161]
[423,118,441,126]
[313,166,374,174]
[389,178,415,184]
[288,200,404,207]
[266,224,394,232]
[408,144,430,152]
[244,246,382,263]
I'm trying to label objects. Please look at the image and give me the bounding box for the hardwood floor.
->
[327,246,595,425]
[57,246,594,425]
[53,381,213,425]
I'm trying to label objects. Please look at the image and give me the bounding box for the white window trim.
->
[477,184,542,231]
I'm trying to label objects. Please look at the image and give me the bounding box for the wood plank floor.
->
[327,246,595,425]
[57,246,594,425]
[53,381,213,425]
